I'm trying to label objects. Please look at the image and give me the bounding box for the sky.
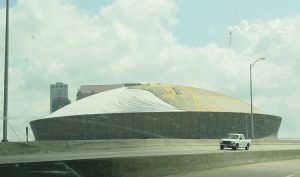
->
[0,0,300,141]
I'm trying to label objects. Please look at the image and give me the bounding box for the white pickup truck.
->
[219,133,251,150]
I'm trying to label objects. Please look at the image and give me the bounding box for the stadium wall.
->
[30,112,281,140]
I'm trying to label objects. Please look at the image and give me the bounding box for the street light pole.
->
[2,0,9,142]
[250,64,254,139]
[245,114,248,139]
[250,57,265,139]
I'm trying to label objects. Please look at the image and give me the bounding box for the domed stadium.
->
[30,84,282,140]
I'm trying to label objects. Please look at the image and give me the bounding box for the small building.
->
[76,83,141,100]
[50,82,70,113]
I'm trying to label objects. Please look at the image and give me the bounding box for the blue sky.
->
[173,0,300,46]
[69,0,300,46]
[2,0,300,47]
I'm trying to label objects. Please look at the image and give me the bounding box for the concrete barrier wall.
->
[2,149,299,177]
[30,112,282,140]
[65,149,300,177]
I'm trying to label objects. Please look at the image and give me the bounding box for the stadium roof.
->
[47,84,263,118]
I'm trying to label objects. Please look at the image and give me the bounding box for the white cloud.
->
[0,0,300,140]
[228,17,300,138]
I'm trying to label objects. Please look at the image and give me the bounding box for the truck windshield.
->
[226,134,239,139]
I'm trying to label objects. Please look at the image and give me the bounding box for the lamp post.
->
[2,0,9,142]
[250,57,266,139]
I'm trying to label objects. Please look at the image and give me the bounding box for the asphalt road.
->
[181,158,300,177]
[1,144,300,164]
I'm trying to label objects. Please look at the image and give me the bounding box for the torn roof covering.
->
[47,87,181,118]
[47,84,263,118]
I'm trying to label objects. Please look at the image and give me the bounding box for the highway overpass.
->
[1,139,300,177]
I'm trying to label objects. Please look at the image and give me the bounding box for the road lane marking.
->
[286,175,294,177]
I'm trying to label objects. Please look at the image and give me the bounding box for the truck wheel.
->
[220,145,224,150]
[233,144,239,150]
[245,143,250,150]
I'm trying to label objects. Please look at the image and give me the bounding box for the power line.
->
[7,120,22,141]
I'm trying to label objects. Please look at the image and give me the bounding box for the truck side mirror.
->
[239,137,242,140]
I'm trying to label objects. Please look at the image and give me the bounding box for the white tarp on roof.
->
[47,87,181,118]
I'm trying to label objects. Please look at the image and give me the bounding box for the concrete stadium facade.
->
[30,84,282,140]
[31,112,281,140]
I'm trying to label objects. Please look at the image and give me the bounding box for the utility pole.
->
[2,0,9,142]
[250,64,253,139]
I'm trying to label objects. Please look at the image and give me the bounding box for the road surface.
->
[181,158,300,177]
[1,144,300,164]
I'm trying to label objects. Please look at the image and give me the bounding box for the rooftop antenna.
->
[2,0,9,142]
[229,31,232,49]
